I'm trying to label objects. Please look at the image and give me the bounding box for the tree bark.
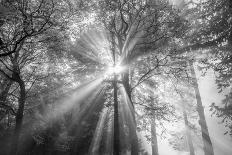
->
[151,115,158,155]
[11,77,26,155]
[122,67,139,155]
[178,92,195,155]
[113,74,120,155]
[182,101,195,155]
[189,61,214,155]
[183,110,195,155]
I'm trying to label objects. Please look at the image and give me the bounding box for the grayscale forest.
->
[0,0,231,155]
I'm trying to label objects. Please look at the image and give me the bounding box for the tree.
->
[134,76,176,155]
[195,0,232,138]
[95,0,188,154]
[174,86,195,155]
[0,0,74,154]
[190,60,214,155]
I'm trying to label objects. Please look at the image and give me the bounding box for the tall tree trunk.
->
[122,68,139,155]
[178,93,195,155]
[183,109,195,155]
[111,32,120,155]
[113,74,120,155]
[189,61,214,155]
[11,77,26,155]
[151,115,158,155]
[181,100,195,155]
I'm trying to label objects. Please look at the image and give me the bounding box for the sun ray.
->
[44,78,104,123]
[89,107,109,155]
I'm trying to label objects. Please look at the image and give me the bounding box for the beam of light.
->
[58,84,106,154]
[44,78,104,123]
[88,108,109,155]
[16,77,104,153]
[119,86,140,154]
[32,77,104,131]
[119,86,136,128]
[120,23,144,63]
[103,110,113,155]
[64,86,106,149]
[118,90,131,153]
[67,84,106,129]
[70,29,113,65]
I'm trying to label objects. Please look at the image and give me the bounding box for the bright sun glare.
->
[107,65,124,75]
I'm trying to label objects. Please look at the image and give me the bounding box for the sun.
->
[106,65,124,75]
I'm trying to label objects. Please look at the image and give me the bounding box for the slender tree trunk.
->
[113,74,120,155]
[178,93,195,155]
[111,32,120,155]
[122,68,139,155]
[104,111,113,155]
[11,78,26,155]
[189,61,214,155]
[151,115,158,155]
[183,110,195,155]
[181,101,195,155]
